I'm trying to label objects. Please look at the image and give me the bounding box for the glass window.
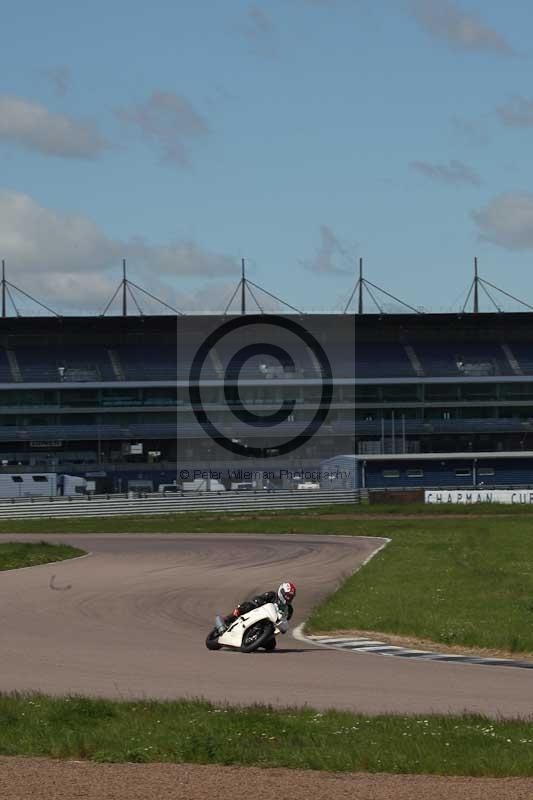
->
[460,384,497,401]
[499,383,533,401]
[355,386,380,402]
[381,385,420,402]
[425,384,460,402]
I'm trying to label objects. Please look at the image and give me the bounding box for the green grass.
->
[345,501,533,516]
[0,507,364,535]
[3,500,533,537]
[0,511,346,535]
[0,694,532,776]
[0,499,531,537]
[306,516,533,652]
[0,541,86,571]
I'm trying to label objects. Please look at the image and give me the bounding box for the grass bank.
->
[0,505,356,534]
[306,515,533,653]
[0,541,85,571]
[3,500,533,536]
[0,694,532,777]
[0,499,532,536]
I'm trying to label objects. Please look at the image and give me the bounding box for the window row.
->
[381,467,495,479]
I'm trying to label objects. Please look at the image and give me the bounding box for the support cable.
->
[100,282,122,317]
[223,281,242,315]
[127,280,181,314]
[246,279,303,314]
[127,283,144,316]
[343,284,357,314]
[481,278,533,312]
[6,285,20,317]
[479,281,502,313]
[6,281,60,317]
[245,282,265,313]
[364,284,384,314]
[461,280,475,315]
[363,279,422,314]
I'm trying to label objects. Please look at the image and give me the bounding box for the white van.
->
[158,482,179,494]
[230,481,255,492]
[0,473,57,498]
[181,478,226,493]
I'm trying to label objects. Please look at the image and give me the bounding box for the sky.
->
[1,0,533,314]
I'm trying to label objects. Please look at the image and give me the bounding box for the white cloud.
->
[472,192,533,250]
[496,96,533,128]
[303,225,353,275]
[0,190,237,312]
[0,95,109,159]
[407,0,513,55]
[123,238,238,278]
[116,91,209,166]
[410,159,481,186]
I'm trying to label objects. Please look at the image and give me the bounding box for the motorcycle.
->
[205,602,289,653]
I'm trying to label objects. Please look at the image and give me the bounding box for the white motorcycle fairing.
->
[217,602,287,649]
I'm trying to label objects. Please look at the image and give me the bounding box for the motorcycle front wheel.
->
[205,628,222,650]
[240,621,275,653]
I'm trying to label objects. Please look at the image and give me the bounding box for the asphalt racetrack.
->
[1,532,532,718]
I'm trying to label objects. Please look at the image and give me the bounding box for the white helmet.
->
[278,581,296,605]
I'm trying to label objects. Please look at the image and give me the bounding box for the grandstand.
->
[354,311,533,487]
[5,295,533,493]
[0,313,354,491]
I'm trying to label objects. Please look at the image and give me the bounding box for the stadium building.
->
[0,312,354,492]
[353,310,533,488]
[5,261,533,494]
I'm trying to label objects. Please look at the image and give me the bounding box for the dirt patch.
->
[309,628,533,662]
[1,758,532,800]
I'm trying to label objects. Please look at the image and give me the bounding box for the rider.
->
[222,581,296,629]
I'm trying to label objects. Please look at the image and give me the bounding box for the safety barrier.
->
[0,489,360,519]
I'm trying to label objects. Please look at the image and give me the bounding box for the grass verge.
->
[0,694,532,777]
[306,515,533,653]
[2,501,533,535]
[0,541,85,571]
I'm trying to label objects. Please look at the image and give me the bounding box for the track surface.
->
[1,532,532,717]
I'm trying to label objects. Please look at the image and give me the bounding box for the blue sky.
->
[1,0,533,314]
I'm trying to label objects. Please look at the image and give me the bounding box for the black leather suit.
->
[225,591,294,625]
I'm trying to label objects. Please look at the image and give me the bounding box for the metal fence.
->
[0,489,360,520]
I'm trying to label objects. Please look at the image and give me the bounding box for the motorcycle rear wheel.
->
[240,621,275,653]
[205,628,222,650]
[263,637,277,651]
